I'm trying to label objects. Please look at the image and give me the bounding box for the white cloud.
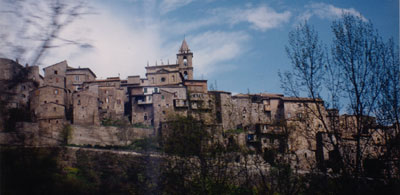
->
[298,3,367,22]
[159,0,195,14]
[210,5,291,32]
[188,31,249,76]
[234,6,291,31]
[2,0,251,80]
[43,3,164,79]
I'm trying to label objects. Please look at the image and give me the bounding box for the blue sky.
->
[2,0,399,95]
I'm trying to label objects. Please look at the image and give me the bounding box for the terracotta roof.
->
[282,97,323,102]
[208,90,232,94]
[43,60,67,70]
[66,67,97,78]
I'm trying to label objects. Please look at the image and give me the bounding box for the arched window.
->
[172,75,175,82]
[184,71,188,79]
[161,77,166,82]
[184,58,187,66]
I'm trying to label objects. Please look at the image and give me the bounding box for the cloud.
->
[232,6,291,31]
[43,3,164,79]
[209,5,291,32]
[159,0,195,14]
[2,0,252,80]
[298,3,367,22]
[188,31,249,76]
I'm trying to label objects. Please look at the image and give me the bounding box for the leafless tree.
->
[281,14,398,183]
[331,14,384,177]
[0,0,92,66]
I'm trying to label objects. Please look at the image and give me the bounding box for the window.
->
[56,100,59,103]
[106,98,109,103]
[184,71,188,79]
[152,77,154,84]
[21,94,25,98]
[53,107,56,111]
[54,70,58,74]
[56,78,59,83]
[117,99,121,104]
[75,75,79,81]
[172,75,175,82]
[162,95,164,99]
[183,57,188,66]
[161,77,166,82]
[105,90,108,94]
[78,100,81,105]
[154,88,158,93]
[144,115,147,120]
[44,101,47,103]
[22,85,25,90]
[54,89,58,95]
[144,88,147,93]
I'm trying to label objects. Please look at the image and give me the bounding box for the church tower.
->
[177,38,193,80]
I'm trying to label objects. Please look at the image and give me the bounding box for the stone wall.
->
[68,125,153,146]
[73,91,100,126]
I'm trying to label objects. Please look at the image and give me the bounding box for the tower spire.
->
[179,37,190,53]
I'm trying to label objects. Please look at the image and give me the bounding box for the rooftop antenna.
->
[147,61,149,66]
[161,59,163,65]
[167,59,169,65]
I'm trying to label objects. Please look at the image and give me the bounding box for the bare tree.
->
[281,14,398,183]
[331,14,384,177]
[280,21,346,173]
[0,0,91,66]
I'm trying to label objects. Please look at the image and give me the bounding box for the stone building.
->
[0,58,42,131]
[0,39,391,173]
[66,66,96,92]
[0,58,42,109]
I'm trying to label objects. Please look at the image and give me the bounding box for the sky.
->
[1,0,399,95]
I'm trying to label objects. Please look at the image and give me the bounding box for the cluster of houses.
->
[0,39,393,174]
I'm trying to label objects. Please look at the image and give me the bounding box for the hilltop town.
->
[0,39,394,174]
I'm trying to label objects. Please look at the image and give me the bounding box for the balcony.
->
[138,99,152,105]
[174,99,188,108]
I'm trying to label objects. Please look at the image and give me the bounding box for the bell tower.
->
[177,38,193,80]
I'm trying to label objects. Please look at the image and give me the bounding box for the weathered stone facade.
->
[0,39,390,173]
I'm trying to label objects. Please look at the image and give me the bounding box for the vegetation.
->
[61,124,73,145]
[281,13,400,193]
